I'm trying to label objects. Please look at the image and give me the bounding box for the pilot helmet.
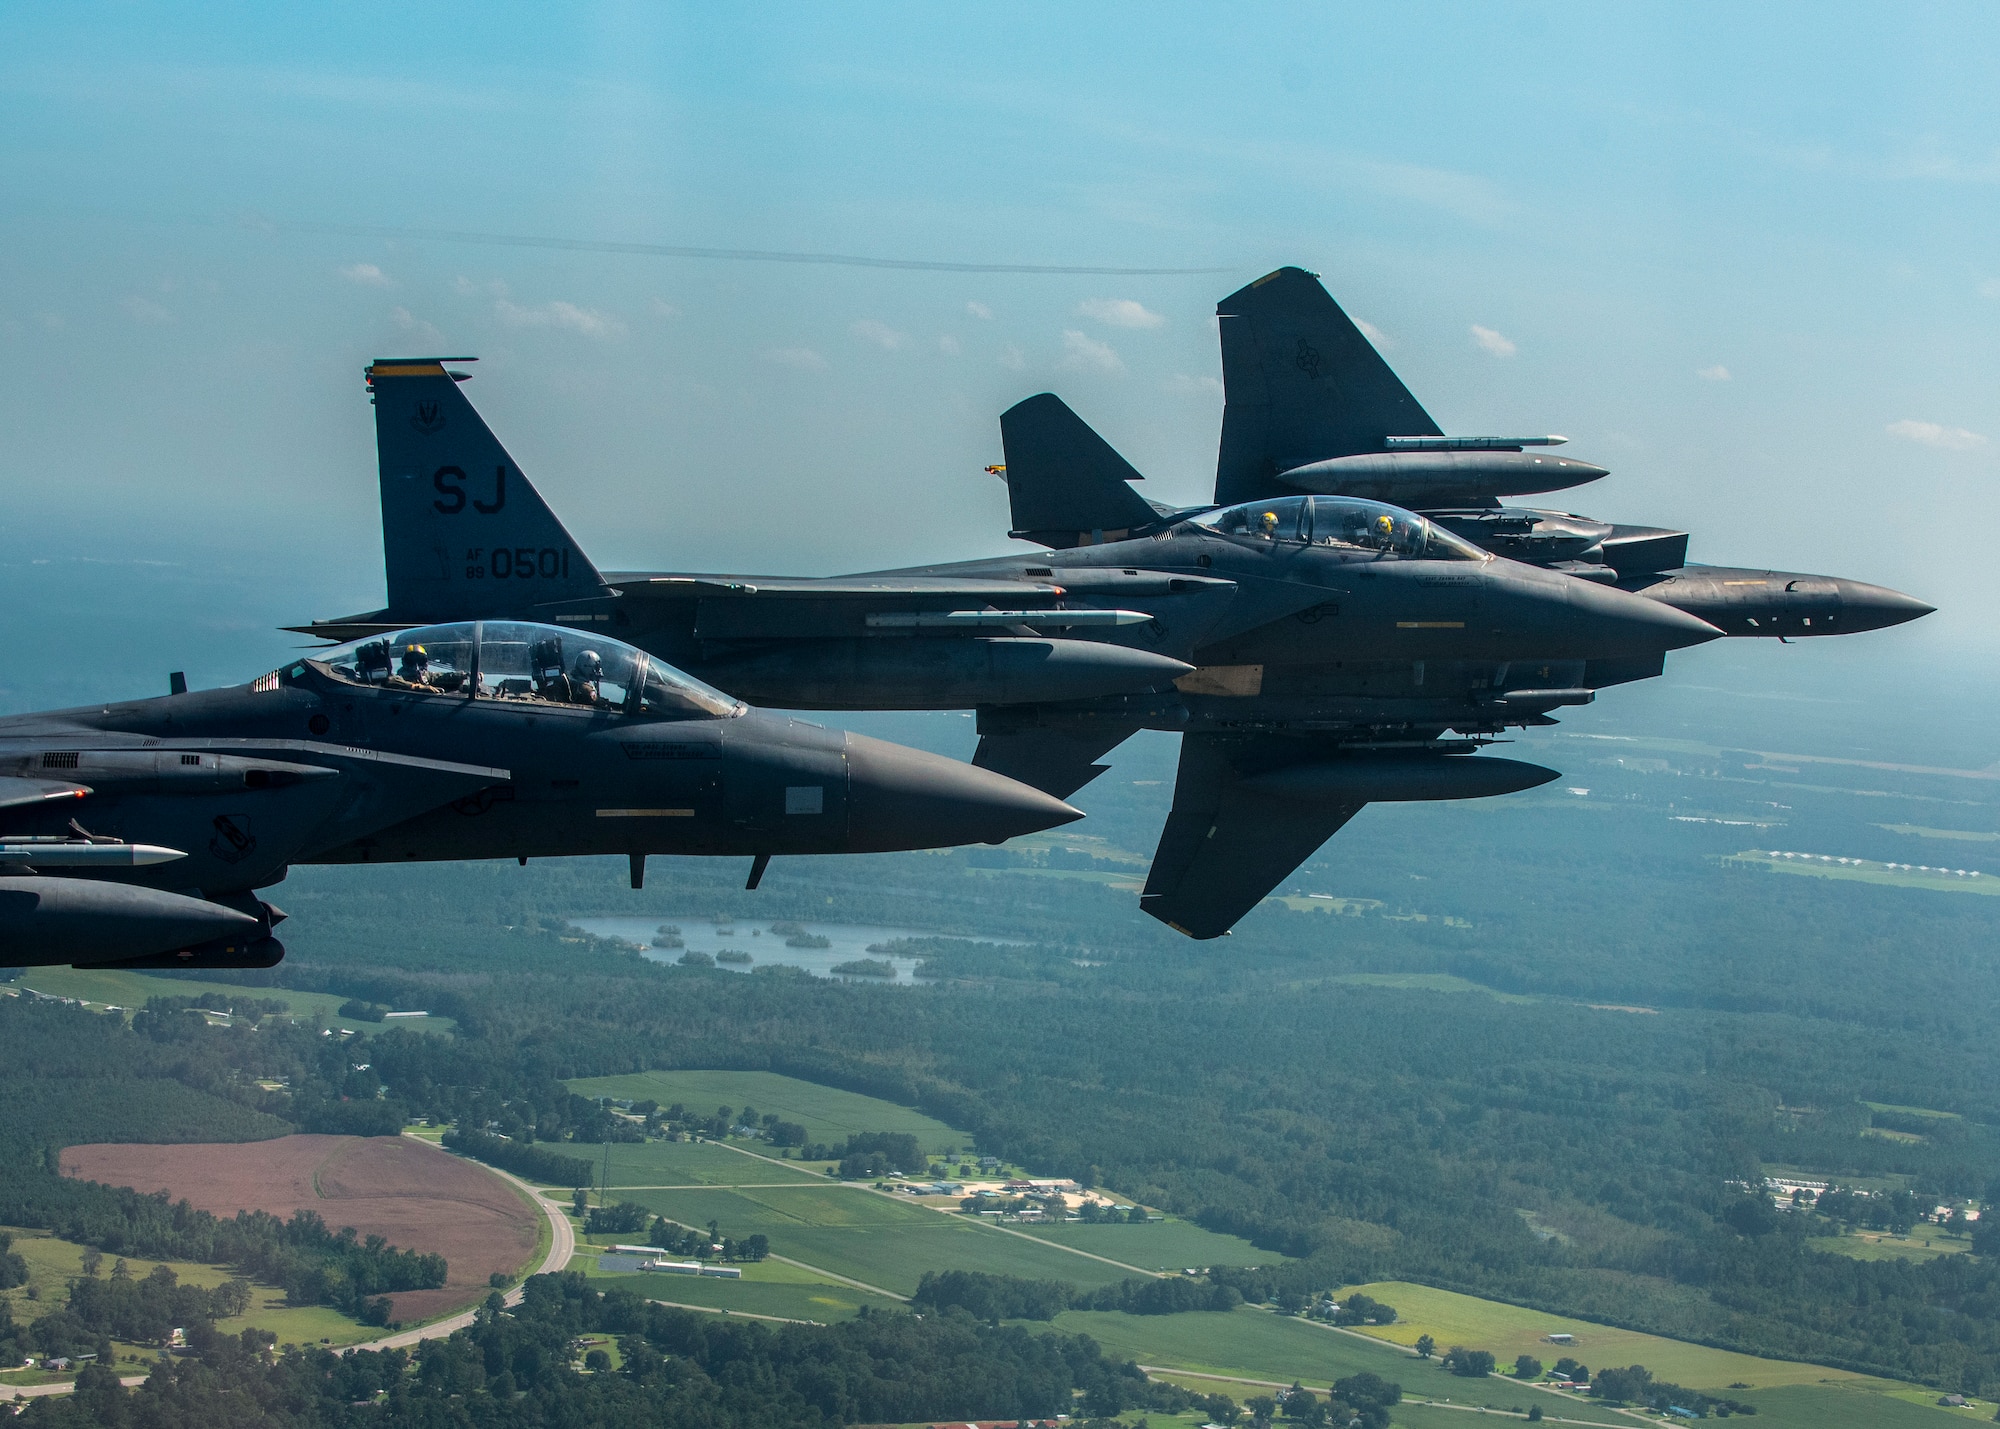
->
[398,643,429,671]
[573,649,604,681]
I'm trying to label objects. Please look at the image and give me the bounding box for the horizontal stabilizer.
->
[1000,393,1161,547]
[972,722,1142,800]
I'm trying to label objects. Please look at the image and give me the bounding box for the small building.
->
[698,1265,743,1279]
[1544,1333,1574,1345]
[612,1245,669,1256]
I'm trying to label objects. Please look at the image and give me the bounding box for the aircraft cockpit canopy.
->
[1189,495,1488,561]
[281,621,745,719]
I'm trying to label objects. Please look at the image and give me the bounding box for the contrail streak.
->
[274,221,1230,276]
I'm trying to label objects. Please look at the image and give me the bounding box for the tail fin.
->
[366,358,604,621]
[1214,267,1441,506]
[998,393,1161,548]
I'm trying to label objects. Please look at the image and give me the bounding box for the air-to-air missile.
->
[302,308,1929,940]
[0,620,1080,970]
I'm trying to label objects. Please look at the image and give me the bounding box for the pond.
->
[567,916,993,981]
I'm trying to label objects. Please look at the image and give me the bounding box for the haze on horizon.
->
[0,3,1993,764]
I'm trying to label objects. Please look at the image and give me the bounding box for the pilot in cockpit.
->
[572,650,604,704]
[388,643,433,690]
[1258,509,1280,539]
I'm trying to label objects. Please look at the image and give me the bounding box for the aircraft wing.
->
[1139,734,1559,939]
[0,776,92,811]
[1139,734,1364,939]
[603,573,1066,599]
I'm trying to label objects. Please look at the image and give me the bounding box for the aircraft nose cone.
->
[1567,578,1724,651]
[843,733,1082,852]
[1837,579,1935,633]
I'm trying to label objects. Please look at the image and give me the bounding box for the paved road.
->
[2,1374,148,1402]
[346,1144,577,1353]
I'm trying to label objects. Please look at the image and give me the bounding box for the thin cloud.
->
[1165,374,1224,398]
[121,296,172,324]
[966,301,993,320]
[1697,365,1732,381]
[1470,325,1516,358]
[391,307,446,344]
[1886,418,1986,451]
[998,343,1025,371]
[339,262,390,288]
[1355,318,1389,348]
[850,318,910,350]
[1077,297,1165,330]
[649,298,681,319]
[937,334,961,356]
[1980,278,2000,299]
[495,299,621,337]
[1058,330,1124,373]
[764,346,828,371]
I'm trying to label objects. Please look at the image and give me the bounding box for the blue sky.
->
[0,2,1994,737]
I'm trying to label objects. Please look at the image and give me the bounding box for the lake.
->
[567,916,976,980]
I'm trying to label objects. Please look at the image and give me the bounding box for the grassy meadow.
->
[565,1070,966,1153]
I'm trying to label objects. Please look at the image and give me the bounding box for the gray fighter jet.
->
[304,316,1927,938]
[0,620,1079,969]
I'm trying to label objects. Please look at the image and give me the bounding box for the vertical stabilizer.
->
[366,358,603,621]
[1214,268,1441,506]
[999,393,1160,547]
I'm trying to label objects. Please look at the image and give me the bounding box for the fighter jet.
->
[0,619,1080,970]
[304,314,1927,939]
[1201,267,1936,641]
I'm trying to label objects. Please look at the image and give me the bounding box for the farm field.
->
[1095,1307,1975,1428]
[584,1137,825,1190]
[624,1184,1138,1294]
[580,1253,904,1322]
[59,1134,541,1322]
[1344,1279,1882,1391]
[0,1227,380,1354]
[14,966,455,1036]
[1005,1218,1269,1271]
[565,1069,967,1152]
[1809,1226,1973,1262]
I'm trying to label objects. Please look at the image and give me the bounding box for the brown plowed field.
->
[60,1134,540,1322]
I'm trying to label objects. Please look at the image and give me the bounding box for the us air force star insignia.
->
[1294,338,1322,380]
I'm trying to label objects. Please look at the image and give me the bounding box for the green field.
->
[1007,1217,1270,1271]
[581,1254,904,1322]
[13,967,456,1037]
[625,1184,1139,1295]
[1091,1302,1979,1428]
[587,1138,826,1190]
[1344,1279,1875,1391]
[1808,1227,1973,1263]
[1731,851,2000,896]
[1,1227,381,1355]
[1326,972,1535,1003]
[1880,824,2000,843]
[565,1070,966,1153]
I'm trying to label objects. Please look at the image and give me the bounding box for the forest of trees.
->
[13,1272,1209,1427]
[9,725,2000,1398]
